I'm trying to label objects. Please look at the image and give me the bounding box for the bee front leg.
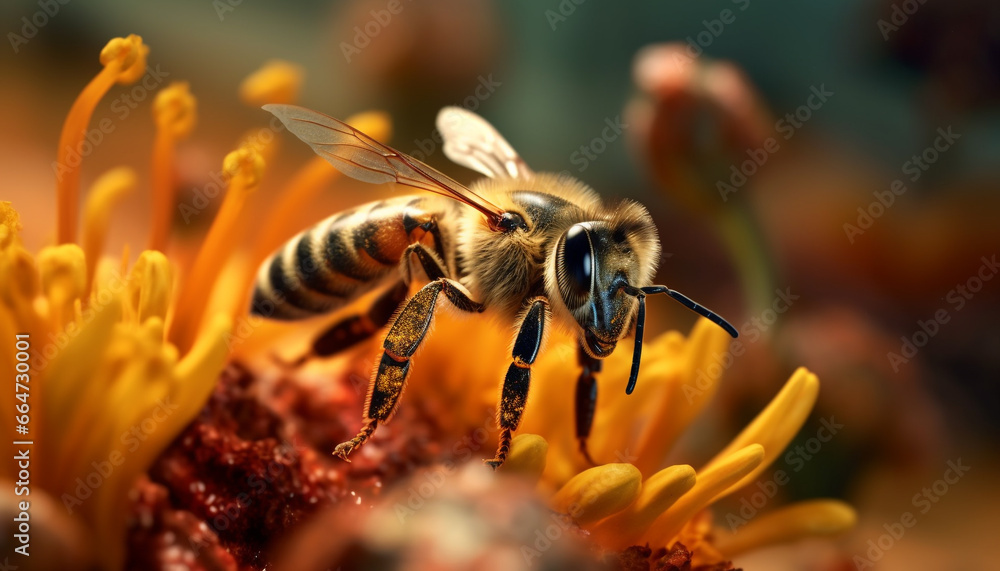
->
[486,297,550,470]
[332,278,484,461]
[575,345,601,465]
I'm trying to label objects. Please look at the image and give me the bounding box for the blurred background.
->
[2,0,998,568]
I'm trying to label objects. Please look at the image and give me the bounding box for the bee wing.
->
[263,104,504,224]
[437,106,534,180]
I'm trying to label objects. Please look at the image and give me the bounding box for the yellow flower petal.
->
[170,314,233,426]
[501,433,548,481]
[633,318,732,477]
[590,464,696,548]
[714,499,857,556]
[43,292,123,486]
[551,463,642,526]
[702,367,820,502]
[643,444,764,546]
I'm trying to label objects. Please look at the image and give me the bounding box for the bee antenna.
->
[623,284,738,395]
[642,285,740,339]
[623,286,646,395]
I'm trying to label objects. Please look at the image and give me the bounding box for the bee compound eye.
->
[561,224,593,297]
[498,211,527,232]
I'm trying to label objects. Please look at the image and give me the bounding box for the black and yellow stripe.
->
[250,196,448,320]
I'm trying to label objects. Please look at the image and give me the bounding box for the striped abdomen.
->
[251,196,449,320]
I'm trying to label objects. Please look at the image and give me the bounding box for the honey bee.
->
[252,104,738,469]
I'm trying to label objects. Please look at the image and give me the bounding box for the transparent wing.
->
[437,106,533,180]
[264,104,504,224]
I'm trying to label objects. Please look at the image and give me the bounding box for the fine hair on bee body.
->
[252,103,739,469]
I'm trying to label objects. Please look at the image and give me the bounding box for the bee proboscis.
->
[252,104,738,468]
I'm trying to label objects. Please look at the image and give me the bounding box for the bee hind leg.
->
[287,239,449,367]
[296,280,409,366]
[575,345,601,466]
[486,298,550,470]
[333,277,484,461]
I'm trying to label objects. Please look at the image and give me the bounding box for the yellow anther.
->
[99,34,148,84]
[0,201,23,250]
[501,433,548,480]
[37,244,87,328]
[239,59,304,106]
[153,82,197,137]
[551,463,642,526]
[591,464,697,548]
[127,250,173,325]
[223,146,265,190]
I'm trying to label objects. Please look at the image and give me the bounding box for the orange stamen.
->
[55,34,148,244]
[81,167,135,299]
[149,82,197,252]
[170,146,263,352]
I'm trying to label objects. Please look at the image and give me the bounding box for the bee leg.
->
[333,278,484,461]
[486,298,549,470]
[286,240,450,367]
[401,242,449,284]
[575,345,601,465]
[279,280,411,369]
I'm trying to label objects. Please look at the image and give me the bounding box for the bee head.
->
[552,203,660,359]
[550,203,738,394]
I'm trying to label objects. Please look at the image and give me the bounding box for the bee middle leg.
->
[575,345,602,465]
[332,276,484,460]
[486,297,550,469]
